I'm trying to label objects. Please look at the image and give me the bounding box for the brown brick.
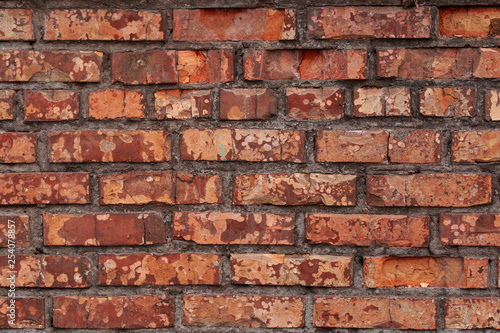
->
[45,9,164,40]
[175,172,223,204]
[316,130,389,163]
[89,89,145,119]
[0,10,33,40]
[389,130,441,163]
[314,297,436,329]
[0,50,102,82]
[440,214,500,246]
[231,254,353,287]
[419,87,476,117]
[48,130,170,163]
[306,214,429,247]
[0,132,36,163]
[452,131,500,162]
[0,91,15,120]
[286,87,344,120]
[220,88,277,120]
[155,89,211,119]
[173,212,295,245]
[354,87,411,117]
[53,296,174,329]
[244,49,367,80]
[364,257,488,288]
[445,298,500,329]
[178,50,234,83]
[174,9,295,41]
[0,255,90,288]
[233,173,356,206]
[24,90,79,121]
[0,173,89,205]
[44,213,165,246]
[99,253,220,285]
[183,295,305,328]
[0,297,44,329]
[0,216,30,247]
[366,174,491,207]
[111,51,176,84]
[440,7,500,37]
[486,89,500,121]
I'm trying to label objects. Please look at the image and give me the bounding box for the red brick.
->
[111,51,176,84]
[364,257,488,288]
[445,298,500,329]
[45,9,164,40]
[178,50,233,83]
[314,297,436,329]
[316,130,389,163]
[0,50,102,82]
[452,131,500,162]
[0,91,15,120]
[53,296,174,329]
[231,254,352,287]
[183,294,305,328]
[173,212,295,245]
[0,255,90,288]
[0,297,44,329]
[367,174,491,207]
[0,132,36,163]
[440,7,500,37]
[24,90,79,121]
[0,10,33,40]
[286,87,344,120]
[420,87,476,117]
[99,253,220,285]
[354,87,411,117]
[89,89,145,119]
[244,49,367,80]
[174,9,295,41]
[43,213,165,246]
[155,89,211,119]
[306,214,429,247]
[308,7,431,39]
[0,215,30,247]
[220,88,277,120]
[0,173,89,205]
[48,130,170,163]
[389,130,441,163]
[486,90,500,121]
[440,214,500,246]
[233,173,356,206]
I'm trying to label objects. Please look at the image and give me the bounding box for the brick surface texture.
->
[0,1,498,331]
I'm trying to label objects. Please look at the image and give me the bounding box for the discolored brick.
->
[0,91,15,120]
[440,214,500,246]
[452,130,500,162]
[485,90,500,121]
[286,87,344,120]
[0,297,44,329]
[0,216,30,247]
[389,130,441,163]
[177,50,234,83]
[0,9,33,40]
[220,88,277,120]
[440,7,500,37]
[445,298,500,329]
[354,87,411,117]
[155,89,212,119]
[0,132,36,163]
[89,89,145,119]
[111,51,176,84]
[175,172,222,205]
[24,90,79,121]
[419,87,476,117]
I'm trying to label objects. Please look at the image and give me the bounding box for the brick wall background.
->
[0,0,500,331]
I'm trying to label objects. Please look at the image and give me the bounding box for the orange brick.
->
[452,130,500,162]
[24,90,79,121]
[354,87,411,117]
[445,298,500,329]
[440,214,500,246]
[0,132,36,163]
[89,89,145,119]
[177,50,234,83]
[389,130,441,163]
[0,10,33,40]
[420,87,476,117]
[0,297,44,329]
[220,88,277,120]
[440,7,500,37]
[0,91,15,120]
[0,215,30,247]
[111,51,176,84]
[486,89,500,121]
[286,87,344,120]
[155,89,211,119]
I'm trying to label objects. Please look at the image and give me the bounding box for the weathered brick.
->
[0,297,44,329]
[233,173,356,206]
[183,295,305,328]
[364,257,488,288]
[231,254,353,287]
[0,10,33,40]
[0,216,30,247]
[244,49,367,80]
[0,255,91,288]
[175,172,223,205]
[486,89,500,121]
[220,88,277,120]
[0,50,102,82]
[155,89,211,120]
[314,297,436,329]
[24,90,79,121]
[45,9,164,40]
[48,130,170,163]
[389,130,441,163]
[367,174,491,207]
[0,173,89,205]
[0,91,15,120]
[354,87,411,117]
[306,214,429,247]
[452,131,500,162]
[440,214,500,246]
[286,87,344,120]
[177,50,234,83]
[316,130,389,163]
[53,296,174,329]
[89,89,145,119]
[445,298,500,329]
[440,7,500,37]
[99,253,220,285]
[419,87,476,117]
[44,213,165,246]
[174,9,295,41]
[111,51,176,84]
[173,212,295,245]
[308,7,431,39]
[0,132,36,163]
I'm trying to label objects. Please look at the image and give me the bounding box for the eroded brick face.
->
[286,87,344,120]
[440,214,500,246]
[89,89,145,119]
[0,297,44,329]
[155,89,211,119]
[452,130,500,162]
[0,216,29,247]
[0,10,33,40]
[0,90,15,120]
[440,7,500,37]
[419,87,476,117]
[354,87,411,117]
[445,298,500,329]
[0,132,36,163]
[24,90,80,121]
[220,88,277,120]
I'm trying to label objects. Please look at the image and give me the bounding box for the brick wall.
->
[0,0,499,331]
